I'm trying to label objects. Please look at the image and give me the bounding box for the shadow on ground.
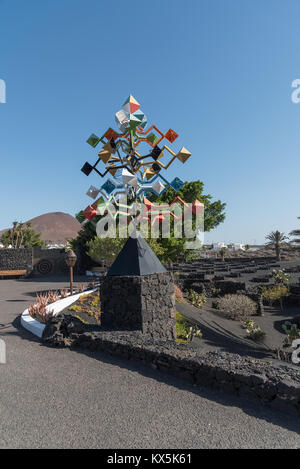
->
[11,313,300,437]
[177,302,272,358]
[18,276,95,298]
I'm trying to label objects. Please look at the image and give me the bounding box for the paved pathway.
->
[0,277,299,449]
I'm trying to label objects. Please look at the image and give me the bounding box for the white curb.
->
[21,289,97,339]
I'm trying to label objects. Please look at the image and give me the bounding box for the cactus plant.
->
[282,321,300,345]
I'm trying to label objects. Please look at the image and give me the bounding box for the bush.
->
[262,285,289,310]
[242,318,255,329]
[282,321,300,345]
[35,293,49,307]
[188,290,207,308]
[68,292,101,325]
[216,294,257,320]
[29,290,63,324]
[59,289,69,298]
[176,312,202,343]
[247,326,266,342]
[174,284,184,302]
[271,269,291,285]
[244,319,266,342]
[47,291,60,303]
[28,302,54,324]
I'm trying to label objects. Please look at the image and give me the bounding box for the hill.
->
[0,212,81,244]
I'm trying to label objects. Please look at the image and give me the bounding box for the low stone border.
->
[42,314,300,416]
[21,289,97,338]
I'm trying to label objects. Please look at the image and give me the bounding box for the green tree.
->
[146,237,166,261]
[290,217,300,245]
[86,235,169,265]
[70,180,226,264]
[265,230,289,260]
[219,247,227,261]
[147,180,225,261]
[86,236,126,265]
[149,180,226,232]
[69,218,101,253]
[150,237,198,263]
[1,222,45,248]
[262,285,290,311]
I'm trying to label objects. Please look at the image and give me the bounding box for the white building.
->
[212,242,227,251]
[229,243,245,251]
[212,242,246,251]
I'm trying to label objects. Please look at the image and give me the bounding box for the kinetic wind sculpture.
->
[76,94,196,227]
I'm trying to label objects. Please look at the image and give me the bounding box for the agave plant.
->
[47,291,60,303]
[28,302,54,324]
[265,230,289,260]
[35,293,49,307]
[59,289,69,298]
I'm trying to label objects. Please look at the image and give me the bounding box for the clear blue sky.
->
[0,0,299,244]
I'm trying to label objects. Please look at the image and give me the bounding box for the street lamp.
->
[65,250,77,295]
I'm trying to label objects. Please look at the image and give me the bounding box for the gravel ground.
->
[176,301,300,357]
[0,276,299,449]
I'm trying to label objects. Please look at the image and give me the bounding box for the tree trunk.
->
[279,297,283,312]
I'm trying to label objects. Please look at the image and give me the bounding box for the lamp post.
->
[65,250,77,296]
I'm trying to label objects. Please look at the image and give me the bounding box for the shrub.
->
[176,312,202,343]
[28,302,54,324]
[47,291,60,303]
[74,314,89,325]
[219,247,227,261]
[185,325,202,342]
[59,289,69,298]
[68,292,101,324]
[282,321,300,345]
[174,284,183,302]
[212,287,221,297]
[262,285,289,310]
[244,319,266,342]
[271,269,291,285]
[247,326,266,342]
[216,294,257,320]
[69,304,81,312]
[242,318,255,329]
[35,293,49,307]
[188,290,207,308]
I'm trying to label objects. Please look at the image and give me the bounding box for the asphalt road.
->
[0,276,299,449]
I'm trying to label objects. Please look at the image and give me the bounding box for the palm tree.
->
[1,221,45,249]
[18,223,24,248]
[219,247,227,261]
[14,222,22,248]
[290,217,300,245]
[265,230,289,260]
[11,221,18,248]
